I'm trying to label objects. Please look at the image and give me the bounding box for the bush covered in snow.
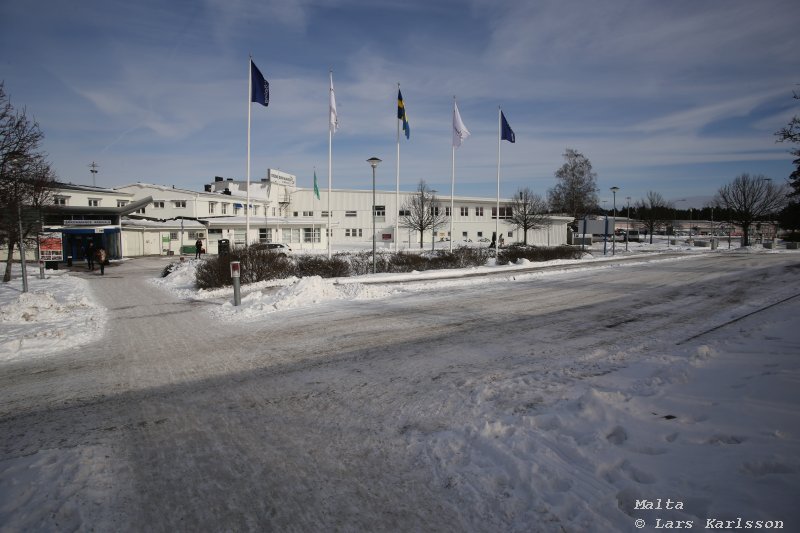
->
[188,246,495,288]
[496,245,583,265]
[195,248,293,289]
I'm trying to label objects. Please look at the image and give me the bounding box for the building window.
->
[475,207,484,217]
[154,201,165,208]
[460,206,468,216]
[477,231,483,238]
[399,209,411,217]
[345,210,357,217]
[234,205,241,215]
[188,231,205,240]
[174,200,186,208]
[208,202,216,214]
[431,206,440,216]
[373,205,385,217]
[259,228,272,243]
[304,228,321,242]
[303,211,314,217]
[233,229,246,246]
[345,228,363,237]
[321,210,330,217]
[88,198,100,207]
[272,207,277,216]
[492,206,512,219]
[221,203,228,214]
[136,207,146,214]
[53,196,68,206]
[169,232,178,240]
[507,231,513,237]
[445,206,451,217]
[252,206,259,216]
[117,200,129,207]
[209,228,223,235]
[293,211,299,217]
[462,231,468,238]
[282,228,301,242]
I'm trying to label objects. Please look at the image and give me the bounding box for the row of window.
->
[52,197,513,220]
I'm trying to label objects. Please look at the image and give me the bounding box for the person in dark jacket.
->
[195,238,203,259]
[85,241,95,271]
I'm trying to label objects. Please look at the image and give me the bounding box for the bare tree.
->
[775,89,800,232]
[635,191,673,244]
[1,82,57,282]
[507,187,548,245]
[399,180,448,248]
[714,174,787,246]
[547,148,599,220]
[774,89,800,196]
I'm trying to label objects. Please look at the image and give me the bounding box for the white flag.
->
[329,71,338,133]
[453,100,470,148]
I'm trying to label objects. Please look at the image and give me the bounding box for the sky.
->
[1,0,799,208]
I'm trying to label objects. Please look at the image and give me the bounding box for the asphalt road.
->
[1,252,797,531]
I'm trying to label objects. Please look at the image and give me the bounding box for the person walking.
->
[195,238,203,259]
[85,241,95,271]
[95,244,107,275]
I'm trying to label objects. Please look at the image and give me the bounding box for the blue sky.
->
[1,0,798,208]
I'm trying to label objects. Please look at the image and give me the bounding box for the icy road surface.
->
[1,252,798,532]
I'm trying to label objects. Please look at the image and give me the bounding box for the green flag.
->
[313,170,320,200]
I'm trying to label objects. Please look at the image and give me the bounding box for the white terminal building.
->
[24,169,572,261]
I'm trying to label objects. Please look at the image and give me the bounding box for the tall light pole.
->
[89,161,99,187]
[367,157,381,274]
[610,186,619,255]
[625,196,631,252]
[430,189,437,252]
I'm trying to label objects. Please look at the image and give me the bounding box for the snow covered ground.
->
[1,244,798,531]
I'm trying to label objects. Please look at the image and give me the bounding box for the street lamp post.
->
[625,196,631,252]
[610,187,619,255]
[367,157,382,274]
[430,189,437,252]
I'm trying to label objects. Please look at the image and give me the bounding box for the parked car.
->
[627,230,641,242]
[252,243,292,256]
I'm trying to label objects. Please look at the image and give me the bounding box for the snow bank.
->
[0,271,106,361]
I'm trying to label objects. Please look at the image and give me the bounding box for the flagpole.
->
[396,83,401,253]
[327,69,333,259]
[246,56,253,248]
[312,166,316,250]
[450,96,456,252]
[496,106,501,257]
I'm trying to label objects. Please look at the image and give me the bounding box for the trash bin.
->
[218,239,230,255]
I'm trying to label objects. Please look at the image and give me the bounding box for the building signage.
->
[266,168,296,188]
[64,219,113,226]
[38,232,64,261]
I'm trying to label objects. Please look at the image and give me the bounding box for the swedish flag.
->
[397,89,410,140]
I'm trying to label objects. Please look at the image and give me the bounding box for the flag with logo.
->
[329,71,338,133]
[250,60,269,107]
[453,100,470,148]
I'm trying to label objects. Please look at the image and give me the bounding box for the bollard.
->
[230,261,241,306]
[39,260,45,279]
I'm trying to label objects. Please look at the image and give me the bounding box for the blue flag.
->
[501,111,515,143]
[397,89,410,140]
[251,60,269,107]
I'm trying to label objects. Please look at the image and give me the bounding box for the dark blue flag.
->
[501,111,515,143]
[251,60,269,107]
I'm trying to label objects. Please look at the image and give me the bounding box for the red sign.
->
[38,232,63,261]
